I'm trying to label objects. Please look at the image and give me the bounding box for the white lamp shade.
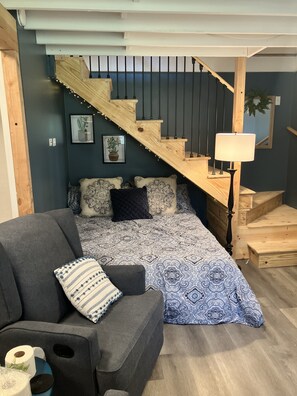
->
[215,133,256,162]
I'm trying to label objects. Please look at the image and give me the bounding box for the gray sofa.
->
[0,209,164,396]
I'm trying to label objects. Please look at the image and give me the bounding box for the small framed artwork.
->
[70,115,94,144]
[102,135,126,164]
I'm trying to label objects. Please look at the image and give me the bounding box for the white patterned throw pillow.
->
[54,257,122,323]
[79,177,123,217]
[134,175,177,215]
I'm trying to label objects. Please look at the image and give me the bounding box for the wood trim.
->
[287,126,297,137]
[232,57,246,257]
[193,56,234,93]
[1,50,34,215]
[0,4,18,51]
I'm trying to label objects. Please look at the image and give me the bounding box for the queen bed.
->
[73,176,264,327]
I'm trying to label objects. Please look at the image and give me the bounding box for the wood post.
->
[232,57,246,257]
[0,5,34,216]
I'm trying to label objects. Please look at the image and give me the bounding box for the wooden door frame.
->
[0,4,34,216]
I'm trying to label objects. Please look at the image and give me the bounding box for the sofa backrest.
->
[0,209,83,324]
[0,243,22,329]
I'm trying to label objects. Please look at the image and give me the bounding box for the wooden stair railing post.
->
[0,4,34,217]
[232,57,247,258]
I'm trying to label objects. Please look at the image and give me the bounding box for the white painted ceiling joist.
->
[3,0,297,16]
[23,12,297,35]
[36,31,297,48]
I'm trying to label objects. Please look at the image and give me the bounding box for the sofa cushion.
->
[54,257,122,323]
[0,214,76,323]
[0,243,22,329]
[61,290,164,394]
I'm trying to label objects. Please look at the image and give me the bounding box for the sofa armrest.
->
[103,265,145,295]
[0,321,100,396]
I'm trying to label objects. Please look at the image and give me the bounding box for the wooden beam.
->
[232,57,246,257]
[1,50,34,216]
[287,126,297,136]
[193,56,234,93]
[0,3,18,51]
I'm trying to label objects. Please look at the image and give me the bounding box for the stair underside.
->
[56,56,230,206]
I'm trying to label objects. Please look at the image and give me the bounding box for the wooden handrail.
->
[193,56,234,94]
[287,126,297,137]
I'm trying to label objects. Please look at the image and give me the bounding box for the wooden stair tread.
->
[252,191,284,208]
[248,240,297,254]
[248,205,297,228]
[112,99,138,104]
[240,186,256,195]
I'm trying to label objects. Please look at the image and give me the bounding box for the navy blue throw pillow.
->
[110,187,153,222]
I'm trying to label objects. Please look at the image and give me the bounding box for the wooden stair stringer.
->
[56,56,230,206]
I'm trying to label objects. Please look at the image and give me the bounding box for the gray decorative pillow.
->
[80,177,122,217]
[134,175,177,215]
[176,184,195,214]
[54,256,122,323]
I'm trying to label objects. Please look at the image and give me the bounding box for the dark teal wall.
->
[285,72,297,208]
[240,73,294,194]
[64,91,207,222]
[17,28,68,212]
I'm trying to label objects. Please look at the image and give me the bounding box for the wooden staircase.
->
[208,189,297,268]
[55,56,230,207]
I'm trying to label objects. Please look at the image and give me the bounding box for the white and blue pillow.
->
[54,257,122,323]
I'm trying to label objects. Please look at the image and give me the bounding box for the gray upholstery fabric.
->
[0,214,75,322]
[46,208,83,258]
[104,391,129,396]
[103,265,145,295]
[0,321,101,396]
[0,210,164,396]
[62,291,164,396]
[0,243,22,329]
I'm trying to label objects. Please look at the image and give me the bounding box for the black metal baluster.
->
[107,56,110,78]
[150,56,153,119]
[220,85,227,174]
[206,72,211,156]
[197,63,203,156]
[174,56,178,139]
[124,56,127,99]
[142,56,145,119]
[88,56,92,78]
[98,56,101,78]
[116,56,119,99]
[190,57,195,157]
[158,56,161,120]
[182,56,186,139]
[212,78,219,174]
[166,56,170,139]
[222,85,226,131]
[133,56,136,99]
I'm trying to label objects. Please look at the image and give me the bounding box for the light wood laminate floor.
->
[143,262,297,396]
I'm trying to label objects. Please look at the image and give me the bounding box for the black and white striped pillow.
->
[54,257,122,323]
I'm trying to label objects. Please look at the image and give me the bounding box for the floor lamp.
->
[215,133,256,256]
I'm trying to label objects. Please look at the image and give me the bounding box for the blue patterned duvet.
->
[75,213,264,327]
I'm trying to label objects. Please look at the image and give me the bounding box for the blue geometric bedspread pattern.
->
[75,213,264,327]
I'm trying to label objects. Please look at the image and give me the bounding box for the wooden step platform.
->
[247,204,297,229]
[248,240,297,268]
[239,190,284,226]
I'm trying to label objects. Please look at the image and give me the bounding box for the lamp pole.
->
[226,166,237,256]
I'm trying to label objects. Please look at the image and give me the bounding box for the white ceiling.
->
[2,0,297,71]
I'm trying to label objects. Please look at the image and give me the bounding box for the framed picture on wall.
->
[70,115,94,143]
[102,135,126,164]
